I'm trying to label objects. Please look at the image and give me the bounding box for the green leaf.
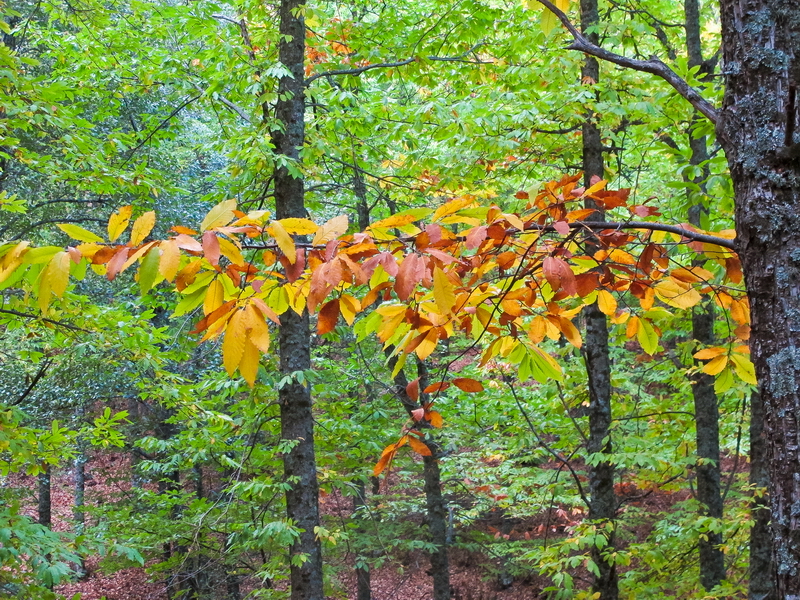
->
[138,247,161,295]
[57,223,103,243]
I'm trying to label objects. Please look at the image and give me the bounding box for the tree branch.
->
[535,0,718,124]
[0,308,90,332]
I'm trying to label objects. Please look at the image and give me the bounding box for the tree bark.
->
[38,467,52,529]
[749,392,775,599]
[580,1,617,598]
[684,1,726,589]
[716,1,800,596]
[353,479,372,600]
[271,1,323,598]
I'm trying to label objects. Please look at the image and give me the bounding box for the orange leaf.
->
[424,381,451,394]
[427,410,443,428]
[452,377,484,392]
[694,347,727,360]
[202,231,221,266]
[317,298,340,335]
[394,253,425,301]
[407,436,432,456]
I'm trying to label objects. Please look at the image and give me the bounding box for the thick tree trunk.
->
[271,1,323,599]
[580,1,617,597]
[717,2,800,596]
[684,1,726,588]
[749,392,775,599]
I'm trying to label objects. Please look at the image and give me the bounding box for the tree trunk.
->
[38,467,52,528]
[353,479,372,600]
[749,392,775,599]
[716,2,800,596]
[580,1,617,597]
[684,1,726,588]
[272,1,323,598]
[74,449,87,578]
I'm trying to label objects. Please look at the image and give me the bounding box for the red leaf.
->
[394,253,425,301]
[106,247,130,281]
[406,378,420,402]
[284,248,306,283]
[202,231,221,266]
[553,220,570,236]
[452,377,484,392]
[411,407,424,422]
[465,226,487,250]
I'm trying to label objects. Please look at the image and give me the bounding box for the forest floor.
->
[7,449,741,600]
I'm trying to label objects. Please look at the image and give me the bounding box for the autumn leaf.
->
[269,220,296,264]
[107,205,132,242]
[654,279,701,309]
[159,239,181,281]
[730,353,757,384]
[406,378,420,402]
[424,381,450,394]
[426,410,443,428]
[407,436,432,456]
[200,198,236,232]
[597,290,617,316]
[317,298,340,335]
[694,347,727,360]
[130,211,156,246]
[452,377,484,392]
[312,214,348,246]
[222,308,247,376]
[279,217,318,235]
[202,231,221,266]
[433,267,456,315]
[703,355,728,376]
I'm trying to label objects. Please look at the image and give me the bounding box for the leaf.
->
[130,211,156,245]
[730,353,757,385]
[431,196,475,222]
[159,239,181,282]
[222,308,247,376]
[38,251,71,312]
[427,410,443,428]
[204,279,225,315]
[406,378,420,402]
[637,318,659,355]
[279,218,319,235]
[202,231,221,266]
[312,215,349,246]
[369,210,425,231]
[654,279,701,309]
[407,436,432,457]
[452,377,484,392]
[57,223,103,243]
[317,299,340,335]
[238,337,260,387]
[597,290,617,316]
[433,267,456,315]
[540,5,558,34]
[395,253,425,301]
[424,381,451,394]
[200,198,236,232]
[269,220,297,264]
[556,316,582,348]
[138,247,161,294]
[703,355,728,376]
[107,205,132,242]
[694,347,727,360]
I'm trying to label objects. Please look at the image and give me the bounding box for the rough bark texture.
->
[749,392,775,599]
[271,1,323,598]
[580,1,617,597]
[716,1,800,597]
[37,467,51,528]
[684,1,726,588]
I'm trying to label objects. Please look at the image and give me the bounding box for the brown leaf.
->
[452,377,484,392]
[317,298,340,335]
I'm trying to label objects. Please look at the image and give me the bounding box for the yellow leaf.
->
[557,316,582,348]
[204,279,224,315]
[218,236,244,266]
[368,212,420,231]
[626,315,640,338]
[200,198,236,232]
[339,294,359,325]
[222,309,247,376]
[38,251,71,312]
[244,302,271,353]
[431,196,475,222]
[107,205,132,242]
[703,355,728,376]
[129,211,156,246]
[730,353,757,385]
[312,215,349,246]
[414,328,439,360]
[279,218,318,235]
[269,220,296,264]
[159,239,181,281]
[597,290,617,316]
[238,337,260,387]
[654,279,701,309]
[57,223,103,243]
[433,267,456,315]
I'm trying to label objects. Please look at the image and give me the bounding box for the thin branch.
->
[0,308,90,332]
[121,95,201,165]
[535,0,718,124]
[305,44,489,86]
[10,358,52,406]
